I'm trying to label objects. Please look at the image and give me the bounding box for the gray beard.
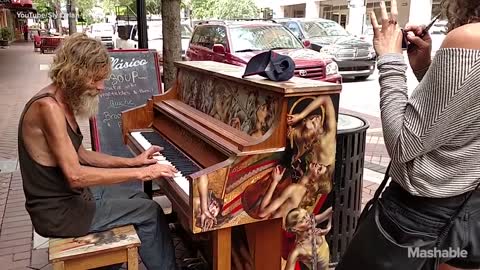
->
[73,93,99,120]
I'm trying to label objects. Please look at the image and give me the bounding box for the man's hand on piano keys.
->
[142,163,178,181]
[133,145,165,166]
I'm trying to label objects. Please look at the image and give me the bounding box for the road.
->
[339,56,421,118]
[340,32,445,118]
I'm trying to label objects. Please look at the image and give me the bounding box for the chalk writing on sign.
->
[111,57,148,70]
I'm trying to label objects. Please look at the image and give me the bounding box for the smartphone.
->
[402,13,441,50]
[401,29,409,49]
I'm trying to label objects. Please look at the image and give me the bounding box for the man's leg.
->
[90,185,149,200]
[89,187,176,270]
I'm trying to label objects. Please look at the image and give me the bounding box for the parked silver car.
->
[277,18,376,80]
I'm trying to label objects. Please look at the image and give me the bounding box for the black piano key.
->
[140,132,202,175]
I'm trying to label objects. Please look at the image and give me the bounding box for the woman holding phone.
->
[336,0,480,269]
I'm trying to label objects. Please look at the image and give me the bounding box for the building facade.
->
[257,0,441,36]
[0,0,35,40]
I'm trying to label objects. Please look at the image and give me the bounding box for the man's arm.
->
[378,26,480,163]
[78,146,137,168]
[39,99,176,188]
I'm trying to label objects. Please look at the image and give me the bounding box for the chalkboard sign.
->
[90,49,162,157]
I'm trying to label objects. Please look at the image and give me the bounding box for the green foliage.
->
[0,27,13,41]
[190,0,216,19]
[76,0,96,17]
[33,0,54,23]
[103,0,162,16]
[191,0,259,19]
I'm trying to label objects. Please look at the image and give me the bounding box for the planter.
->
[0,40,8,47]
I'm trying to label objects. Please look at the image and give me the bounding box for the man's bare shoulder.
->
[442,23,480,49]
[30,96,62,120]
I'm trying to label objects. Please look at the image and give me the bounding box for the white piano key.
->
[131,131,190,196]
[153,155,166,161]
[174,177,189,196]
[157,160,172,165]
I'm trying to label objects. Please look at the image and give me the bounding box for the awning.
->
[9,0,32,8]
[2,0,33,10]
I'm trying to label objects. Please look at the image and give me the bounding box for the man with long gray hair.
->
[18,33,176,269]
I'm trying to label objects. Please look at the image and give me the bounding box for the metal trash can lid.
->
[337,113,369,134]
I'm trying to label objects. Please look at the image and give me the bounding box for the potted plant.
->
[0,27,13,47]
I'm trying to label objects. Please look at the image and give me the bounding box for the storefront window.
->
[319,2,348,27]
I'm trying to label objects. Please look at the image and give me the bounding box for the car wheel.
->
[355,76,370,81]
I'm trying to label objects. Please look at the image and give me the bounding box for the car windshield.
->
[230,25,303,52]
[144,24,192,40]
[301,21,349,38]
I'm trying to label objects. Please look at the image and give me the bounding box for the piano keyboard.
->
[131,131,202,196]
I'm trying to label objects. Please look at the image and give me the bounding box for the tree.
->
[191,0,258,19]
[215,0,259,19]
[190,0,216,19]
[33,0,54,25]
[162,0,181,90]
[67,0,77,34]
[103,0,162,16]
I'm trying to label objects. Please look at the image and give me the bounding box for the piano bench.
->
[48,225,141,270]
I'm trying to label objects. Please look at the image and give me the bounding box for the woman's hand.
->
[404,24,433,71]
[370,0,403,57]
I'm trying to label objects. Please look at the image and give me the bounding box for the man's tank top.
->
[18,93,95,237]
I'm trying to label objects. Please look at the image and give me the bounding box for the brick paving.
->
[0,42,385,269]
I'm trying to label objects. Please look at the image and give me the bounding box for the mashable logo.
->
[408,247,468,259]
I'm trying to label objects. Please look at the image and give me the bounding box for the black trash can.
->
[327,113,370,266]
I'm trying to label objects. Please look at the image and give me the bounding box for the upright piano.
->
[121,61,342,270]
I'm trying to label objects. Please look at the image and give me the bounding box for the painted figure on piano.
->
[178,72,279,137]
[256,163,327,219]
[193,175,231,232]
[284,207,333,270]
[287,95,337,205]
[191,94,337,229]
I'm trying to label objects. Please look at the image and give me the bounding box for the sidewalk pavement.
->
[0,42,384,269]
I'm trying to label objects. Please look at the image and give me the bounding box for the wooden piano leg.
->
[213,227,231,270]
[245,219,282,270]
